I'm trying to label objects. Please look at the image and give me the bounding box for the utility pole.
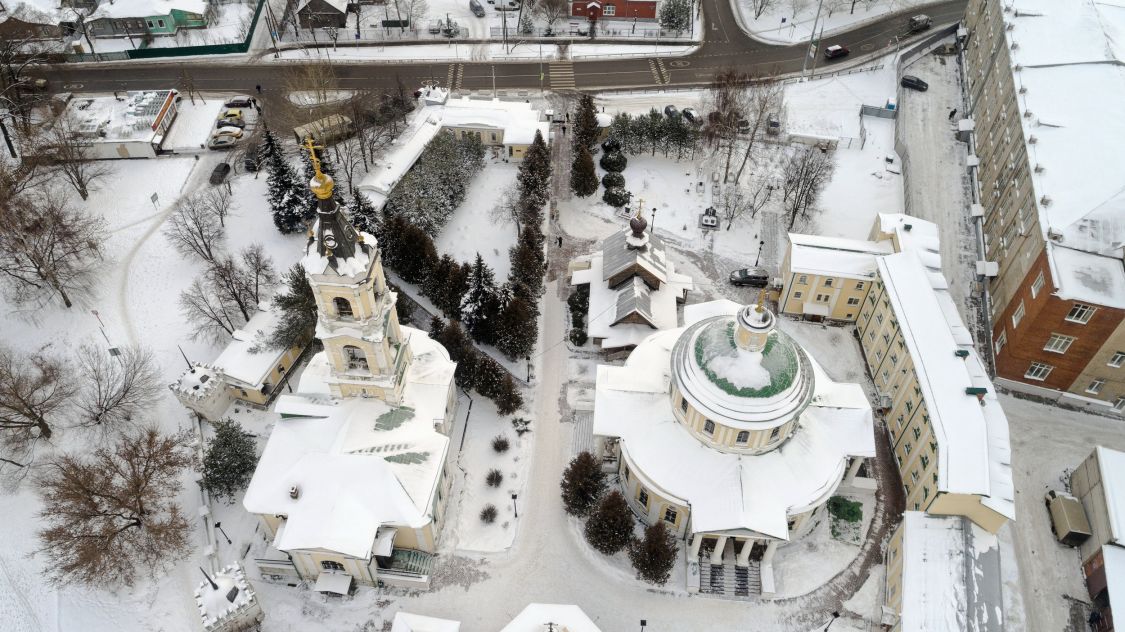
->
[800,0,826,80]
[808,24,824,80]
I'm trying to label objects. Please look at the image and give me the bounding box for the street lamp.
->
[754,240,766,266]
[823,611,841,631]
[526,356,532,382]
[512,493,519,518]
[651,207,657,234]
[214,521,232,545]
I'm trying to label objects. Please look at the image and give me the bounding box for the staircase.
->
[697,550,761,599]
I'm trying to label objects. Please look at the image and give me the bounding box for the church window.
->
[344,345,369,371]
[334,297,354,318]
[320,560,345,571]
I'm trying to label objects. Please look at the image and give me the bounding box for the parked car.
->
[217,118,245,129]
[209,162,232,185]
[729,267,770,287]
[212,127,244,139]
[681,107,699,124]
[663,104,679,119]
[900,75,929,91]
[469,0,486,16]
[766,112,781,135]
[428,19,442,33]
[223,108,244,120]
[208,136,238,150]
[494,0,519,10]
[823,44,850,59]
[224,95,253,108]
[243,145,260,171]
[908,14,932,33]
[736,117,751,134]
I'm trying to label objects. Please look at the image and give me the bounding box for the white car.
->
[212,126,244,139]
[208,136,238,150]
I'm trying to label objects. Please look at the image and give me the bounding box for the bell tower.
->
[299,138,411,403]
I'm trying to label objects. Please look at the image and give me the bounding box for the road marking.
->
[549,61,576,90]
[454,64,465,90]
[446,64,455,89]
[670,60,690,68]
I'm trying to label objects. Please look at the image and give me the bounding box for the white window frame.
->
[797,274,808,284]
[995,330,1007,355]
[824,278,834,287]
[1024,362,1053,381]
[1115,397,1125,412]
[1030,271,1045,299]
[1086,379,1106,395]
[1011,300,1026,328]
[1043,333,1076,354]
[602,3,615,15]
[1066,303,1097,324]
[847,297,860,306]
[793,291,803,299]
[1110,351,1125,368]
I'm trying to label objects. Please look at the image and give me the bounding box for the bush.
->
[601,172,625,189]
[569,328,588,346]
[568,284,590,328]
[602,187,632,208]
[584,491,635,555]
[828,496,863,523]
[629,521,678,585]
[492,434,510,453]
[560,451,606,517]
[599,150,628,173]
[480,504,498,523]
[601,137,622,153]
[202,419,258,504]
[486,468,504,488]
[512,417,532,436]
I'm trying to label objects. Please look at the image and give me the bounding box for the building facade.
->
[570,0,657,20]
[963,0,1125,413]
[87,0,209,38]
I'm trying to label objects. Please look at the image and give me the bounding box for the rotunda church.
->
[592,299,874,595]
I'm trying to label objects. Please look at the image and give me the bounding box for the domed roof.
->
[629,211,648,236]
[670,311,814,430]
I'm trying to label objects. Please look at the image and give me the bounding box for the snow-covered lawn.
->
[163,97,227,151]
[436,160,520,278]
[734,0,937,44]
[88,1,257,52]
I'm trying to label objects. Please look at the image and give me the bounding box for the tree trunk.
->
[56,285,73,308]
[37,418,52,439]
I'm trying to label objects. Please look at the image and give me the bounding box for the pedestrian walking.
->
[256,84,262,94]
[556,236,563,247]
[562,125,567,135]
[565,112,570,123]
[948,108,957,121]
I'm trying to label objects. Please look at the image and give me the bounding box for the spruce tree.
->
[423,255,470,320]
[584,490,635,555]
[491,373,523,415]
[263,128,307,234]
[461,253,502,344]
[495,294,537,359]
[201,419,258,504]
[570,146,598,198]
[629,521,678,585]
[517,130,551,209]
[269,263,318,350]
[560,451,606,517]
[574,93,600,152]
[434,320,480,389]
[349,191,381,240]
[429,315,445,340]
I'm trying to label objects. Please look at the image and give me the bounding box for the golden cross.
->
[635,197,645,217]
[301,136,325,178]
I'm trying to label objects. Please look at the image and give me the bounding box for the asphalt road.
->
[42,0,965,94]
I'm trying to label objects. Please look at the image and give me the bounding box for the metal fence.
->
[490,25,694,40]
[288,25,469,43]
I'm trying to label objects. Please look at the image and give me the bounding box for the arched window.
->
[343,345,368,371]
[334,297,354,318]
[703,420,715,435]
[736,430,749,444]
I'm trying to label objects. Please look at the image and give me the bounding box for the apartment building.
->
[779,213,941,323]
[857,252,1014,533]
[963,0,1125,413]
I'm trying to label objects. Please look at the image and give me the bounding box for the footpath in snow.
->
[274,42,696,62]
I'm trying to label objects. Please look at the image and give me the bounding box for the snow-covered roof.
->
[296,0,348,13]
[897,512,1003,632]
[1095,446,1125,546]
[64,91,177,143]
[593,300,874,539]
[874,213,943,272]
[441,97,547,146]
[601,228,670,285]
[212,305,289,390]
[391,612,461,632]
[1000,0,1125,308]
[195,564,258,631]
[357,115,441,207]
[787,234,894,280]
[1047,243,1125,310]
[500,604,601,632]
[1103,544,1125,624]
[92,0,208,19]
[0,0,71,26]
[877,253,1015,520]
[571,229,692,350]
[243,327,454,559]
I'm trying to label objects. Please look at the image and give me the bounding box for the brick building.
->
[963,0,1125,414]
[570,0,657,21]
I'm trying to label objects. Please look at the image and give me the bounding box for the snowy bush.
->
[599,151,628,173]
[511,417,531,436]
[828,496,862,523]
[492,435,510,453]
[601,137,622,153]
[560,451,606,517]
[584,490,634,555]
[601,172,625,189]
[383,132,486,235]
[569,328,588,347]
[602,187,632,208]
[486,468,504,488]
[480,504,498,523]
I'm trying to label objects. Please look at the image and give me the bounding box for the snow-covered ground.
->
[436,160,521,277]
[734,0,936,44]
[163,97,230,151]
[88,2,257,53]
[275,42,694,62]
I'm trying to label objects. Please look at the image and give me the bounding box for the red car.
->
[824,44,850,59]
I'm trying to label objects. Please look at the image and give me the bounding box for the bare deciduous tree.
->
[180,277,243,342]
[43,115,109,200]
[181,245,277,341]
[0,189,106,309]
[164,192,226,262]
[703,69,750,183]
[718,177,772,230]
[734,76,785,184]
[489,185,523,236]
[332,137,365,196]
[36,427,192,586]
[782,146,835,229]
[750,0,777,18]
[0,345,75,468]
[237,243,277,307]
[74,344,162,431]
[533,0,569,28]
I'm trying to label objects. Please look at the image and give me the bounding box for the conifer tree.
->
[269,263,318,350]
[461,253,502,344]
[424,255,470,320]
[560,451,606,517]
[348,191,381,240]
[263,128,307,233]
[201,419,258,504]
[584,490,635,555]
[574,93,601,152]
[516,130,551,209]
[570,146,598,198]
[629,521,678,585]
[490,372,523,415]
[495,294,537,359]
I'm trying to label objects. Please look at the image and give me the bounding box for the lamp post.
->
[651,207,657,233]
[214,521,232,545]
[754,240,766,266]
[823,611,841,631]
[526,356,532,382]
[512,493,519,518]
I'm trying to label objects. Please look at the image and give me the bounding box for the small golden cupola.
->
[301,137,364,267]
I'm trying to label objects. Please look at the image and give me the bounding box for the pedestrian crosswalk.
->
[648,58,670,84]
[549,62,576,90]
[446,64,464,91]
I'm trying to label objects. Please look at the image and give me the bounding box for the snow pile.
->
[705,348,772,390]
[92,0,208,19]
[1001,0,1125,308]
[391,611,461,632]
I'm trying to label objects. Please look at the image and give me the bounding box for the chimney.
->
[289,485,300,499]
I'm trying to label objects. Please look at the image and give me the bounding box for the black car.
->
[217,118,245,129]
[243,146,260,172]
[729,267,770,287]
[664,105,679,119]
[900,75,929,91]
[209,162,232,185]
[224,95,253,108]
[824,44,850,59]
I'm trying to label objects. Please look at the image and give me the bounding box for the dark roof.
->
[311,197,370,272]
[601,229,669,286]
[612,277,657,328]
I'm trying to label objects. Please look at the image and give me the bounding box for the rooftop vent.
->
[1006,23,1014,30]
[289,485,300,499]
[1023,110,1033,118]
[1040,195,1052,206]
[954,349,970,358]
[904,224,913,231]
[1010,41,1019,49]
[1034,164,1044,173]
[1019,86,1027,94]
[1028,134,1037,144]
